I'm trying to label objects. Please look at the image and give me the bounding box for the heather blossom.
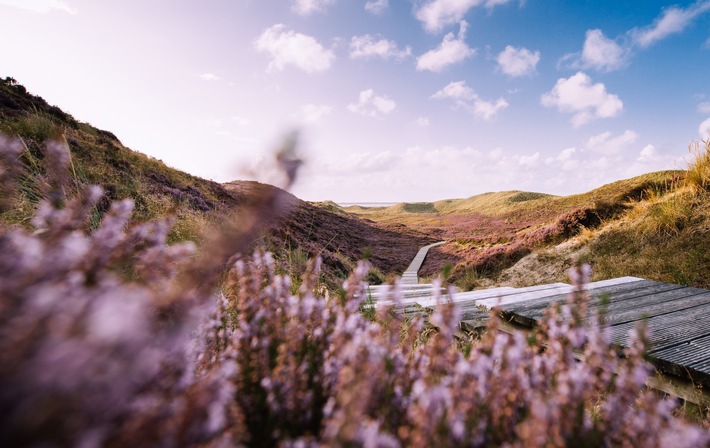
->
[0,135,707,447]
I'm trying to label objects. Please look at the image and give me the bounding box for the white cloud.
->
[557,147,576,161]
[291,0,335,15]
[254,24,335,73]
[698,102,710,114]
[414,0,512,33]
[349,35,412,60]
[700,117,710,138]
[637,144,660,162]
[633,1,710,47]
[559,29,628,73]
[431,80,476,101]
[586,130,638,156]
[416,21,475,72]
[0,0,76,14]
[517,152,540,167]
[472,97,509,120]
[496,45,540,77]
[365,0,388,14]
[541,72,623,127]
[581,29,628,72]
[301,103,333,124]
[545,147,580,170]
[199,73,220,81]
[432,81,508,120]
[348,89,396,117]
[417,116,431,127]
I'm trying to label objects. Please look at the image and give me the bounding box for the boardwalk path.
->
[400,241,444,285]
[368,243,710,405]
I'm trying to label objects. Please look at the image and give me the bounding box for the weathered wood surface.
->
[368,244,710,392]
[400,241,444,285]
[370,276,710,390]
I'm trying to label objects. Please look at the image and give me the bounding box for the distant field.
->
[336,202,397,207]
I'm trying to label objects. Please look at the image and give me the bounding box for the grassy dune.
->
[0,77,432,289]
[330,162,708,290]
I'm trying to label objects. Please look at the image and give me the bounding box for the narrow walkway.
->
[367,256,710,405]
[400,241,445,285]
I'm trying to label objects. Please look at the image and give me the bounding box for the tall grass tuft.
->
[0,134,708,446]
[685,138,710,194]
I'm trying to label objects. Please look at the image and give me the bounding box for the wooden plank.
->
[413,287,517,309]
[366,284,437,291]
[647,335,710,388]
[511,284,700,326]
[459,309,493,331]
[503,280,672,327]
[651,333,710,374]
[600,290,710,327]
[453,276,710,404]
[608,302,710,353]
[400,241,445,284]
[476,285,572,309]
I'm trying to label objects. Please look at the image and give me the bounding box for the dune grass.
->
[586,139,710,287]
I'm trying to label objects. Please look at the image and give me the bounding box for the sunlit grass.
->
[685,138,710,193]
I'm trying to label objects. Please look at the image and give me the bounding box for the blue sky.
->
[1,0,710,202]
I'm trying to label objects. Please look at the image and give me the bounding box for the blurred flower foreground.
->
[0,135,707,447]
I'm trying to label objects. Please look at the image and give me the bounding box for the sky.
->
[1,0,710,203]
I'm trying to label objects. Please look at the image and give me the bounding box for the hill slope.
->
[330,161,709,290]
[0,77,433,286]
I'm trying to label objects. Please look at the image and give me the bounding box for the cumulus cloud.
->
[432,81,508,120]
[472,98,509,120]
[698,102,710,114]
[586,130,638,156]
[581,29,628,72]
[541,72,623,127]
[301,103,333,124]
[637,144,660,162]
[0,0,77,14]
[349,35,412,60]
[417,116,431,127]
[545,147,581,171]
[348,89,396,117]
[414,0,512,33]
[559,29,629,73]
[559,3,710,74]
[291,0,335,15]
[365,0,388,14]
[416,21,475,72]
[431,80,476,101]
[517,152,540,167]
[254,24,335,73]
[552,147,576,162]
[496,45,540,77]
[700,117,710,138]
[632,1,710,47]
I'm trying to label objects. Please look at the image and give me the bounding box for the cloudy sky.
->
[1,0,710,202]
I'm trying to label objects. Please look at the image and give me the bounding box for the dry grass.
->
[685,138,710,193]
[585,140,710,287]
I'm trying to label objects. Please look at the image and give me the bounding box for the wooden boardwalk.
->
[400,241,444,285]
[368,245,710,404]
